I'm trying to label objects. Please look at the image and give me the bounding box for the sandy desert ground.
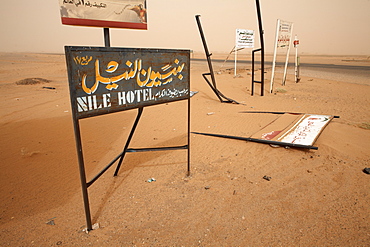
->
[0,51,369,246]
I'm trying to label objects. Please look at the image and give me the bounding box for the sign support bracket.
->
[72,80,190,233]
[114,107,144,176]
[76,99,190,231]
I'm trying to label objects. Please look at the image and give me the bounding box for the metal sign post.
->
[65,46,191,231]
[251,0,265,96]
[234,47,238,77]
[195,15,239,104]
[104,28,111,47]
[59,0,158,232]
[282,23,294,86]
[270,19,280,93]
[71,110,93,231]
[270,19,293,92]
[294,35,301,83]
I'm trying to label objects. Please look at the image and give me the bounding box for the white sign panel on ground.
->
[270,19,293,93]
[251,113,334,147]
[278,114,332,146]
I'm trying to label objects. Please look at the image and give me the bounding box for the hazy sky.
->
[0,0,369,55]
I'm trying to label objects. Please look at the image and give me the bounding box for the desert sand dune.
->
[0,52,369,246]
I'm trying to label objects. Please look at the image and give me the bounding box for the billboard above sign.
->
[235,29,254,49]
[65,46,190,119]
[59,0,147,30]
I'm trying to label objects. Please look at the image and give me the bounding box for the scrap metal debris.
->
[146,178,156,183]
[46,217,56,225]
[42,86,56,90]
[82,223,100,233]
[363,168,370,175]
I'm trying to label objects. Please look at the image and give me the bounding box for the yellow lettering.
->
[81,73,99,94]
[136,66,152,87]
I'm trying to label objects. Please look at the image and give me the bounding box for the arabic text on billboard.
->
[59,0,147,29]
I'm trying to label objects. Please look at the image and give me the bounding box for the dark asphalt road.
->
[191,58,370,84]
[191,58,370,72]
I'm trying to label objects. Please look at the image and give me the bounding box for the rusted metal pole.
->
[195,15,221,99]
[251,48,261,96]
[192,131,319,150]
[70,100,93,231]
[195,15,239,104]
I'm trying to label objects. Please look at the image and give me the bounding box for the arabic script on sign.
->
[77,58,185,94]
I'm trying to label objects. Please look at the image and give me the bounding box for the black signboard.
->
[65,46,190,119]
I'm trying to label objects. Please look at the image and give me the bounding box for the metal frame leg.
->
[114,107,144,176]
[195,15,239,104]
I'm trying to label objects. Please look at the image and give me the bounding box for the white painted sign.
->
[277,20,293,48]
[270,19,294,93]
[235,29,254,48]
[278,114,333,146]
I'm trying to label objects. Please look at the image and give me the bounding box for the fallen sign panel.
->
[277,114,333,146]
[250,113,334,147]
[193,113,336,150]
